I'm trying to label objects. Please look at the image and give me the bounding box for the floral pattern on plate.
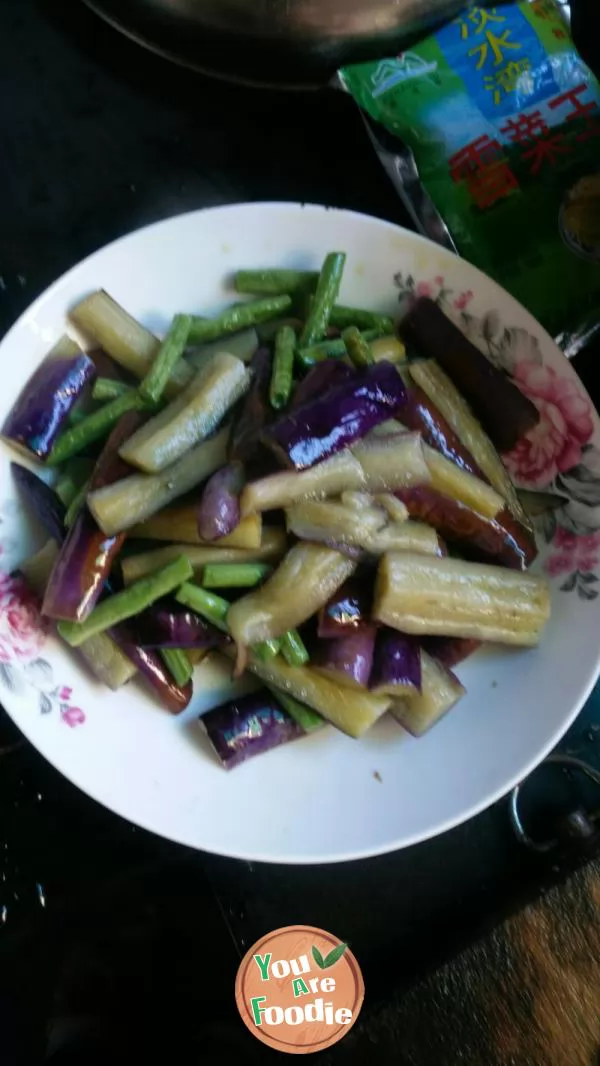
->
[0,569,85,726]
[395,271,600,599]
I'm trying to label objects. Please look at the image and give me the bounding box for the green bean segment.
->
[57,555,193,647]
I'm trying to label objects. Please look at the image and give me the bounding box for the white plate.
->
[1,203,599,864]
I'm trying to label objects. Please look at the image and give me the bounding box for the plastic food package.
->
[340,0,600,356]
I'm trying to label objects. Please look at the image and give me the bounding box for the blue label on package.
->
[435,3,559,119]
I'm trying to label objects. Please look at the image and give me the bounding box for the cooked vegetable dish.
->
[2,255,550,769]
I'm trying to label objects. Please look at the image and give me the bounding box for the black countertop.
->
[1,3,600,1063]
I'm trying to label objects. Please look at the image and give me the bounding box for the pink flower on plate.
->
[454,290,474,311]
[61,706,85,728]
[544,553,573,577]
[576,553,599,574]
[503,361,594,487]
[553,526,578,550]
[577,531,600,553]
[544,525,600,583]
[0,572,14,598]
[0,573,48,659]
[0,567,86,726]
[415,281,433,300]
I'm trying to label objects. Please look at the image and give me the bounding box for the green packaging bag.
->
[340,0,600,354]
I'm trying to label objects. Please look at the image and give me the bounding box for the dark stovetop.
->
[1,3,600,1063]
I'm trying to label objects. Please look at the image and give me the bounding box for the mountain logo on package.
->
[371,54,438,97]
[235,925,364,1054]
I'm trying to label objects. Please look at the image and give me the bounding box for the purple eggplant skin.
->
[262,362,407,470]
[41,412,144,622]
[400,298,539,452]
[197,461,244,541]
[291,359,354,410]
[317,577,371,639]
[90,410,145,490]
[228,347,273,462]
[133,598,223,650]
[110,621,192,713]
[312,626,377,691]
[391,651,465,737]
[3,350,96,459]
[369,630,421,697]
[11,463,66,544]
[396,486,537,571]
[201,690,303,769]
[42,510,125,622]
[397,385,486,480]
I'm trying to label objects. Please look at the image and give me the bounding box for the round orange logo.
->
[235,924,364,1055]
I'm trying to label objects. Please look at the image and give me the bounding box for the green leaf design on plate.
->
[311,945,325,969]
[560,572,578,593]
[322,943,348,969]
